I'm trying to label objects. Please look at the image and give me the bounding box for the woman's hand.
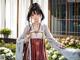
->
[24,33,31,43]
[59,43,65,49]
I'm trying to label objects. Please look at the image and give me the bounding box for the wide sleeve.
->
[16,25,29,60]
[17,25,30,42]
[44,24,62,51]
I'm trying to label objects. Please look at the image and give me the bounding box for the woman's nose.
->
[34,15,38,18]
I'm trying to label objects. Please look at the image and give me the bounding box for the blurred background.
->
[0,0,80,38]
[0,0,80,60]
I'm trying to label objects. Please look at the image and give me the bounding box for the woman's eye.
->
[31,14,34,16]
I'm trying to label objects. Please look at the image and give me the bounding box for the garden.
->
[0,35,80,60]
[45,36,80,60]
[0,40,16,60]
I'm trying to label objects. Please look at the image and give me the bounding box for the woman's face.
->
[31,12,41,24]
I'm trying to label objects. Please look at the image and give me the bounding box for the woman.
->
[16,3,64,60]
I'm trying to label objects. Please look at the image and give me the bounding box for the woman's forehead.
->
[31,11,41,15]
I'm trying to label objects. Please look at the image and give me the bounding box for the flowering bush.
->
[58,36,80,49]
[0,47,15,60]
[45,36,80,60]
[0,40,16,53]
[45,39,67,60]
[46,48,67,60]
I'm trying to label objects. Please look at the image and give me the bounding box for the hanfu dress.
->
[23,32,47,60]
[16,24,62,60]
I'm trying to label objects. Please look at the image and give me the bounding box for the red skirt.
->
[23,38,47,60]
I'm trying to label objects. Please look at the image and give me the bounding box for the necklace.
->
[32,23,41,37]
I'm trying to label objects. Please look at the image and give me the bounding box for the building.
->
[0,0,80,38]
[49,0,80,37]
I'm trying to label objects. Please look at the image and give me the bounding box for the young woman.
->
[16,3,64,60]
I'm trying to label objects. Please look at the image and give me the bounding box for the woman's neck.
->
[32,22,40,26]
[32,22,41,32]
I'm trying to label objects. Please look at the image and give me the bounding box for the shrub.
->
[58,36,80,49]
[0,28,11,38]
[0,47,15,60]
[45,39,67,60]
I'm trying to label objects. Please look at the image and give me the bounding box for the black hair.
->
[27,3,45,22]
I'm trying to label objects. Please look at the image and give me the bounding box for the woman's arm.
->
[17,25,30,42]
[44,24,64,50]
[16,25,30,60]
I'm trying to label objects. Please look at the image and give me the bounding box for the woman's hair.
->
[27,3,44,22]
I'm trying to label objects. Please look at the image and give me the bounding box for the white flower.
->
[47,49,53,55]
[3,49,9,53]
[75,40,79,43]
[66,37,70,41]
[12,55,15,58]
[52,55,57,59]
[59,56,65,60]
[69,41,74,45]
[0,54,5,60]
[61,41,65,44]
[70,39,75,42]
[6,53,11,56]
[0,47,6,50]
[6,51,13,56]
[61,38,65,41]
[51,48,55,51]
[1,54,5,56]
[54,51,59,55]
[0,47,13,56]
[0,47,15,60]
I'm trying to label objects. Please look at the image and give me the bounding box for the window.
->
[50,0,80,36]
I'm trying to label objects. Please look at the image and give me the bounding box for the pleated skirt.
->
[23,38,47,60]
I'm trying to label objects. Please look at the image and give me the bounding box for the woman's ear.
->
[40,15,43,21]
[39,16,42,22]
[40,14,42,18]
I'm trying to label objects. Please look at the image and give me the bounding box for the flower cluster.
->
[0,47,15,60]
[46,48,67,60]
[58,36,80,49]
[45,39,67,60]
